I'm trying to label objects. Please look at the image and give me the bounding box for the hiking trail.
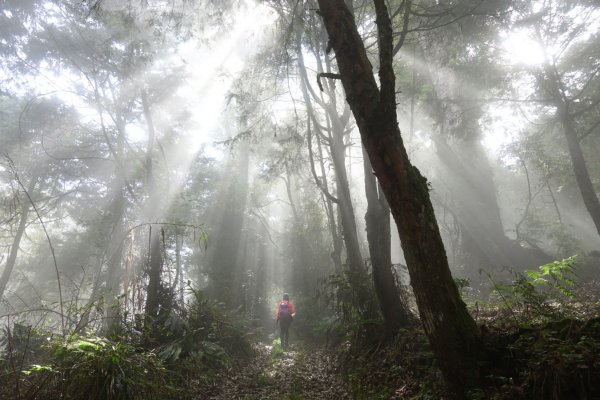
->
[205,339,352,400]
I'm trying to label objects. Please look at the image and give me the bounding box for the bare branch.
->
[307,117,339,204]
[317,72,342,91]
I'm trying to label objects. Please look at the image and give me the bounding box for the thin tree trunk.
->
[103,204,125,334]
[317,0,481,390]
[362,147,411,334]
[144,226,162,318]
[141,88,164,319]
[0,175,38,300]
[173,233,184,306]
[297,27,374,316]
[540,64,600,237]
[298,30,342,272]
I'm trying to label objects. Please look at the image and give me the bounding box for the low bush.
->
[24,335,168,400]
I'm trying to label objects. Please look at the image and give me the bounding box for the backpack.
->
[279,301,291,320]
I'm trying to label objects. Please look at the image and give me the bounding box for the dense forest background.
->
[1,0,599,399]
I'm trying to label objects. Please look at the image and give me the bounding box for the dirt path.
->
[206,340,352,400]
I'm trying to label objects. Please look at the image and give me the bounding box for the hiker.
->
[277,293,295,348]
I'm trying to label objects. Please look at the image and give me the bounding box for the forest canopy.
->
[1,0,599,399]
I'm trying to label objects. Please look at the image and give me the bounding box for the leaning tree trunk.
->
[317,0,481,391]
[0,175,38,300]
[363,147,411,335]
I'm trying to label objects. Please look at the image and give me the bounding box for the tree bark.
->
[144,226,162,318]
[363,146,412,334]
[317,0,481,390]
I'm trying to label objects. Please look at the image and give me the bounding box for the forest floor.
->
[204,338,352,400]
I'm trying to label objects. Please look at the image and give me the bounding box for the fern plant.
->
[525,255,578,298]
[492,256,580,322]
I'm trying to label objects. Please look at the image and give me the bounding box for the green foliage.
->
[508,318,600,400]
[492,256,580,322]
[0,323,49,366]
[127,285,250,398]
[26,335,168,400]
[317,272,382,346]
[271,338,284,358]
[477,257,600,399]
[185,286,251,358]
[525,256,578,298]
[0,286,252,400]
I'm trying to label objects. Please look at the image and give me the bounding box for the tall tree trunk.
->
[103,197,125,334]
[206,144,250,307]
[94,83,130,335]
[173,233,184,306]
[283,161,310,294]
[144,226,162,318]
[141,88,164,319]
[298,29,343,273]
[418,44,550,274]
[328,114,371,306]
[539,64,600,238]
[0,175,38,300]
[317,134,343,272]
[317,0,481,390]
[362,147,411,334]
[296,28,374,316]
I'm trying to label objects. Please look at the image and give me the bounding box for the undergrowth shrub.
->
[24,335,168,400]
[476,257,600,399]
[0,286,253,400]
[0,322,50,367]
[317,272,385,348]
[490,256,580,323]
[342,328,442,399]
[271,338,283,358]
[496,318,600,400]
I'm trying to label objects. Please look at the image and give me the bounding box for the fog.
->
[1,0,599,334]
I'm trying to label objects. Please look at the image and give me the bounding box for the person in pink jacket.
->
[277,293,295,348]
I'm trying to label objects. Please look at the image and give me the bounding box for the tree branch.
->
[317,72,342,91]
[392,0,412,56]
[307,116,339,204]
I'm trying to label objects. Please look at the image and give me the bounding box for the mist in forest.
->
[0,0,599,345]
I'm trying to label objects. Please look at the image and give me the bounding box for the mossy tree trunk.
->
[317,0,481,391]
